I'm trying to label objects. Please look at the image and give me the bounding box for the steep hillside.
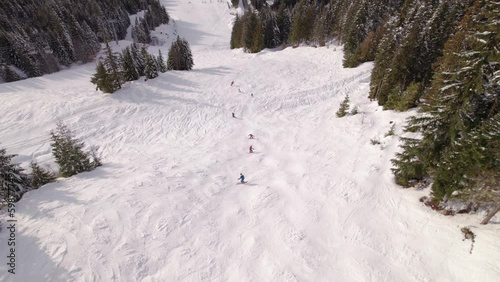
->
[0,0,498,281]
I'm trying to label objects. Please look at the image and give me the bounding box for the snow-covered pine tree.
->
[276,0,292,44]
[103,42,123,92]
[0,148,31,203]
[261,7,281,49]
[157,50,167,73]
[180,37,194,70]
[50,122,101,178]
[30,161,56,189]
[1,65,22,82]
[144,52,159,79]
[91,61,114,93]
[167,36,194,70]
[130,43,146,77]
[122,47,140,81]
[230,15,244,49]
[251,16,264,53]
[132,18,151,44]
[336,95,350,118]
[243,10,259,52]
[251,0,266,10]
[288,0,315,45]
[391,0,499,213]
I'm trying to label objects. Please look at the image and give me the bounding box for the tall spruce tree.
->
[1,65,22,82]
[243,10,259,52]
[0,148,31,203]
[30,161,56,189]
[91,61,114,93]
[121,47,140,81]
[157,50,167,73]
[144,53,159,79]
[167,36,194,70]
[103,42,123,92]
[130,43,146,77]
[392,0,499,208]
[50,122,101,178]
[230,15,244,49]
[276,0,292,44]
[288,0,315,45]
[261,7,281,48]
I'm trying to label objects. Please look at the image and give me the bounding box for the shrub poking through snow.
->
[336,95,350,117]
[30,161,56,189]
[0,148,31,203]
[50,122,101,178]
[370,138,381,145]
[461,227,475,254]
[350,106,358,115]
[385,124,396,137]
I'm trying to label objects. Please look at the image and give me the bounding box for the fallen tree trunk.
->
[480,203,500,225]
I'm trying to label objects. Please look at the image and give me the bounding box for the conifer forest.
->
[231,0,499,214]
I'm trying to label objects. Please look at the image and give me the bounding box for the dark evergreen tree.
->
[369,0,470,108]
[251,17,264,53]
[1,65,22,82]
[167,36,194,70]
[392,0,499,204]
[336,95,350,117]
[288,0,315,45]
[50,122,101,178]
[144,53,159,79]
[243,10,259,52]
[30,161,56,189]
[130,43,146,77]
[251,0,267,10]
[0,148,31,203]
[230,15,244,49]
[91,61,114,93]
[276,0,292,44]
[103,42,123,91]
[261,7,281,48]
[121,47,140,81]
[157,50,167,73]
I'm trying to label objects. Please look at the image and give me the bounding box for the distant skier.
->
[232,112,236,118]
[251,93,254,97]
[248,134,254,139]
[238,173,245,183]
[249,145,254,153]
[231,81,234,86]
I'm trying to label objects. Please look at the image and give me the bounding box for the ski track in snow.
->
[0,1,499,281]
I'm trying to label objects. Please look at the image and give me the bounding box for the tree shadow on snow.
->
[1,231,76,281]
[0,65,94,94]
[191,66,232,76]
[170,20,221,47]
[111,77,217,109]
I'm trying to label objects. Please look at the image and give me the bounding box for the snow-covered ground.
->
[0,0,499,281]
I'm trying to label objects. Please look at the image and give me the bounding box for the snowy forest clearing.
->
[0,0,499,281]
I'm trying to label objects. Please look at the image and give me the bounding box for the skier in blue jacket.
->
[238,173,245,183]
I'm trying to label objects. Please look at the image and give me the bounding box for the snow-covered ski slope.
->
[0,0,499,281]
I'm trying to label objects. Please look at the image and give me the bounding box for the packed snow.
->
[0,0,499,281]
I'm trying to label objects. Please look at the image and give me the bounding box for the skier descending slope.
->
[249,145,254,153]
[238,173,245,184]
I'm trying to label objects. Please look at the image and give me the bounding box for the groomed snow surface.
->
[1,0,499,281]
